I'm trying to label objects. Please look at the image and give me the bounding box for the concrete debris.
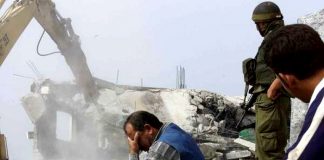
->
[21,79,256,160]
[21,93,46,124]
[199,143,224,160]
[226,150,251,159]
[21,78,312,159]
[289,99,308,147]
[234,138,255,152]
[20,75,314,160]
[298,9,324,41]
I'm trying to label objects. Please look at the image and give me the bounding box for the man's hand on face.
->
[128,131,140,154]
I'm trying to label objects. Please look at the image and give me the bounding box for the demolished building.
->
[22,78,255,160]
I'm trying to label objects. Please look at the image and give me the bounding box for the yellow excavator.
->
[0,133,8,160]
[0,0,99,159]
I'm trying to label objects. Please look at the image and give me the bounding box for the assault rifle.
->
[235,93,258,129]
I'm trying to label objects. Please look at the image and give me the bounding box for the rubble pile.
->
[22,79,311,160]
[298,9,324,40]
[22,80,256,160]
[289,99,307,147]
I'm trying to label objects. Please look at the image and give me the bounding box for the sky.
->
[0,0,323,159]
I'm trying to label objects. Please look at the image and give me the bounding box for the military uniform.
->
[253,21,291,160]
[249,2,291,159]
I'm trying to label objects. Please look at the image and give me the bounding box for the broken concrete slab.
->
[234,138,255,152]
[226,150,251,159]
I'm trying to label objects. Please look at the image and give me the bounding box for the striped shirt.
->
[129,123,180,160]
[285,78,324,160]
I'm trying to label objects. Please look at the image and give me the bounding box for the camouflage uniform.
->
[253,20,291,160]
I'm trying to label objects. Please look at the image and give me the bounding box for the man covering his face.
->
[124,111,204,160]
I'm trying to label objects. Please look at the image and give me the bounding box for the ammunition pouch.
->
[242,58,256,86]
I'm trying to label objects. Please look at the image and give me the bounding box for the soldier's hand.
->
[268,78,282,100]
[128,131,140,154]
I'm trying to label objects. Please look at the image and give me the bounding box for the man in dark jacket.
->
[124,110,204,160]
[264,24,324,160]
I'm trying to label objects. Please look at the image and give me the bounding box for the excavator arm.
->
[0,0,98,102]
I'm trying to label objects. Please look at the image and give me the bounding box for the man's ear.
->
[143,124,153,133]
[279,73,298,89]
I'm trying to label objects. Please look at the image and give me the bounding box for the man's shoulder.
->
[150,141,176,152]
[162,123,188,137]
[286,92,324,159]
[148,141,180,160]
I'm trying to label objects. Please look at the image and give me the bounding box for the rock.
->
[234,138,255,152]
[202,107,217,115]
[198,123,204,133]
[193,95,203,104]
[199,143,224,160]
[190,99,199,106]
[200,91,211,100]
[189,90,199,97]
[289,99,308,146]
[21,93,46,124]
[97,89,117,106]
[212,153,224,160]
[198,104,205,110]
[226,150,251,159]
[298,9,324,40]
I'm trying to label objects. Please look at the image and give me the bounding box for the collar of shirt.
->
[153,122,171,142]
[309,78,324,108]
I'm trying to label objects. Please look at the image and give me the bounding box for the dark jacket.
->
[157,123,204,160]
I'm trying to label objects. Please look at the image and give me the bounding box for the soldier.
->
[244,2,291,159]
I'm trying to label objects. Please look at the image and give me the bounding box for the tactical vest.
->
[241,41,275,90]
[157,123,205,160]
[254,39,276,86]
[242,20,284,93]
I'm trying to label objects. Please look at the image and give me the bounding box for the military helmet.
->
[252,1,283,22]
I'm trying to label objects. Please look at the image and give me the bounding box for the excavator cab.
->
[0,133,8,160]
